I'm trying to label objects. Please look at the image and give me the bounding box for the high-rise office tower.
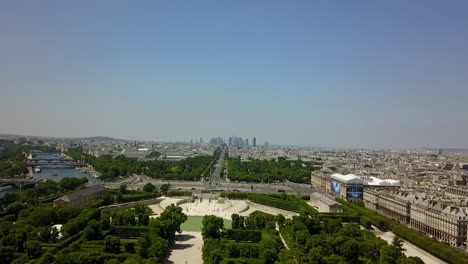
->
[253,137,256,147]
[245,138,249,146]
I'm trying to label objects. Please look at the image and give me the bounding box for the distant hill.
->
[0,134,128,142]
[83,136,127,142]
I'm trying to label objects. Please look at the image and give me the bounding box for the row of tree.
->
[0,183,188,264]
[338,199,468,264]
[227,156,320,183]
[0,177,88,213]
[0,140,57,177]
[0,141,28,177]
[280,211,425,264]
[66,151,217,180]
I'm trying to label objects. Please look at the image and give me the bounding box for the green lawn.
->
[181,216,232,232]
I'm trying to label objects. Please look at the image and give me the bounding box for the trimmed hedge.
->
[317,213,360,223]
[61,208,100,238]
[221,193,248,199]
[225,241,262,258]
[220,258,264,264]
[112,226,149,238]
[166,190,192,197]
[225,229,262,242]
[336,198,391,230]
[54,251,136,264]
[249,194,318,215]
[393,224,468,264]
[48,230,85,254]
[39,190,74,204]
[121,193,159,203]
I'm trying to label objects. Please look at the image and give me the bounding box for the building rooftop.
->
[54,185,106,203]
[330,173,368,185]
[367,176,400,187]
[311,192,340,206]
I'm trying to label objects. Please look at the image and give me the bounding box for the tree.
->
[262,248,279,264]
[339,223,360,238]
[0,246,15,264]
[124,242,136,253]
[160,184,170,194]
[83,220,100,240]
[379,245,399,264]
[26,206,56,226]
[59,177,88,191]
[143,182,156,192]
[280,191,287,200]
[340,239,360,264]
[238,216,245,229]
[202,215,224,239]
[105,259,120,264]
[148,235,168,261]
[324,218,342,234]
[361,216,372,229]
[275,214,285,227]
[150,205,187,244]
[36,252,54,264]
[34,226,59,243]
[104,235,121,254]
[210,249,224,264]
[134,203,152,226]
[158,204,187,230]
[231,214,240,229]
[137,234,151,258]
[119,183,127,194]
[407,256,424,264]
[308,247,325,264]
[116,191,123,204]
[392,237,405,256]
[24,240,43,259]
[295,230,308,245]
[112,209,137,226]
[102,192,115,205]
[0,192,16,209]
[100,210,111,231]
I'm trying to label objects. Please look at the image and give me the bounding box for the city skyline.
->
[1,1,468,149]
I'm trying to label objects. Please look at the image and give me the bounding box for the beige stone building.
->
[410,198,468,247]
[309,192,343,213]
[445,186,468,199]
[363,188,379,211]
[364,188,468,248]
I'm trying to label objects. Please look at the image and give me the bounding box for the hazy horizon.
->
[1,1,468,149]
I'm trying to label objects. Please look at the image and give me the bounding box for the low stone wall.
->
[238,201,250,213]
[100,198,163,210]
[176,196,194,205]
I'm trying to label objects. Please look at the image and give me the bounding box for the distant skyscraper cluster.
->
[209,137,224,146]
[228,136,247,147]
[208,136,260,147]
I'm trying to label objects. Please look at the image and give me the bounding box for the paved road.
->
[102,174,315,196]
[371,228,446,264]
[208,147,226,186]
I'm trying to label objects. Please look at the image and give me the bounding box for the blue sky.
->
[1,1,467,148]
